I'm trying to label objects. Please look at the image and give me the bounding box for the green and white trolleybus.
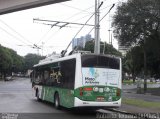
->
[32,53,122,109]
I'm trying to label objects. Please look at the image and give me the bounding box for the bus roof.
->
[34,53,80,67]
[34,53,121,68]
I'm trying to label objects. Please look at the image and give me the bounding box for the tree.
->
[145,31,160,78]
[124,46,144,82]
[83,40,122,56]
[0,45,46,79]
[113,0,160,45]
[112,0,160,93]
[23,53,45,71]
[123,31,160,82]
[0,45,24,78]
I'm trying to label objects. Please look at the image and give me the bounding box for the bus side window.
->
[52,68,62,85]
[44,70,49,85]
[34,70,43,85]
[50,70,55,83]
[60,59,76,89]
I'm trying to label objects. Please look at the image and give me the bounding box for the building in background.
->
[72,34,93,49]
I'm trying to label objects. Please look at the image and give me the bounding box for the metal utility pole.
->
[111,33,113,46]
[33,44,41,55]
[94,0,100,54]
[108,29,111,44]
[42,42,44,56]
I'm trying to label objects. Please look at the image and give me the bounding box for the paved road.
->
[0,78,63,113]
[0,78,159,118]
[0,78,96,119]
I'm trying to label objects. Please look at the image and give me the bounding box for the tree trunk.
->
[133,74,136,83]
[143,39,147,93]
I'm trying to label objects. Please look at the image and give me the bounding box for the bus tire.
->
[36,89,40,101]
[54,93,60,109]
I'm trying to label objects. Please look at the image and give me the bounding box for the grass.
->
[122,98,160,109]
[123,80,135,85]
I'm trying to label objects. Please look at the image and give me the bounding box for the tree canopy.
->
[123,32,160,79]
[23,53,45,71]
[0,45,24,76]
[0,44,45,78]
[112,0,160,46]
[112,0,160,82]
[83,40,122,57]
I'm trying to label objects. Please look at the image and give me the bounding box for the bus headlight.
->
[93,87,98,92]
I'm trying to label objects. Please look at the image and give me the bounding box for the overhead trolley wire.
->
[87,4,115,35]
[61,1,104,57]
[0,19,33,45]
[0,26,30,46]
[35,3,96,47]
[60,3,93,14]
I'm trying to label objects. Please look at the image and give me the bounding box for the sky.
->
[0,0,125,57]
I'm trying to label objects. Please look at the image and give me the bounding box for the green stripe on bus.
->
[41,86,74,108]
[74,86,121,102]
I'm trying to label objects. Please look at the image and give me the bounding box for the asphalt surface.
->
[0,78,63,113]
[0,78,159,119]
[0,78,96,119]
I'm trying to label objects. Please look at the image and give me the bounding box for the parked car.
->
[4,76,12,81]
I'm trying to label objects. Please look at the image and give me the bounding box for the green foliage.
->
[0,44,45,78]
[23,53,45,71]
[83,40,122,57]
[145,31,160,77]
[113,0,160,79]
[122,98,160,109]
[0,45,24,76]
[123,31,160,78]
[83,40,94,53]
[123,46,144,77]
[112,0,160,46]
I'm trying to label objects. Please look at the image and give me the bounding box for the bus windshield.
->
[81,55,120,86]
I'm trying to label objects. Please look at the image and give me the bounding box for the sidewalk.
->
[120,104,160,113]
[123,90,160,102]
[121,89,160,113]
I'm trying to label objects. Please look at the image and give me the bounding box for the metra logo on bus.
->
[84,68,100,84]
[85,77,99,84]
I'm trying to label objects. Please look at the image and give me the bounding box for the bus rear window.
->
[81,55,120,69]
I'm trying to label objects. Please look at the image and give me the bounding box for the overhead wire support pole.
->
[88,4,115,35]
[61,1,104,57]
[61,13,95,57]
[94,0,100,54]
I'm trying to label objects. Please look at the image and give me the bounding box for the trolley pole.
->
[94,0,100,54]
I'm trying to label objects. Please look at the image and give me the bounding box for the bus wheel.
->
[36,89,40,101]
[54,93,60,109]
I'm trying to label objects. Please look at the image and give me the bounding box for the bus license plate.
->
[96,97,105,101]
